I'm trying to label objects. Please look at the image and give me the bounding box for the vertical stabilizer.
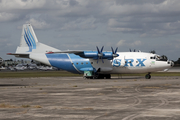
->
[16,24,60,54]
[20,24,38,51]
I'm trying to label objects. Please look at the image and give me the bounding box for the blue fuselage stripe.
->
[46,54,79,74]
[46,53,93,74]
[68,54,92,72]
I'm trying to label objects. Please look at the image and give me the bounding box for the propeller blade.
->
[96,46,100,53]
[101,46,104,53]
[115,47,118,53]
[111,47,115,54]
[102,58,104,63]
[96,46,104,63]
[97,57,99,63]
[111,47,119,58]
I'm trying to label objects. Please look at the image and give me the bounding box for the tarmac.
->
[0,76,180,120]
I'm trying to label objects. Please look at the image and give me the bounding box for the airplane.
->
[37,66,53,71]
[0,57,6,70]
[14,64,27,71]
[0,57,3,66]
[28,63,38,70]
[7,66,15,71]
[0,66,6,70]
[7,24,174,79]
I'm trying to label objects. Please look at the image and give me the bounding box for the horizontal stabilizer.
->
[7,53,29,58]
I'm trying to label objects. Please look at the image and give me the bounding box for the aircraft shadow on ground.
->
[0,84,28,87]
[113,76,144,79]
[87,76,144,80]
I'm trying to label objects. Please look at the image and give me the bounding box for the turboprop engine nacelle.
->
[78,51,119,60]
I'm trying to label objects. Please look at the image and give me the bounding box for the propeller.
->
[111,47,119,58]
[129,49,136,52]
[96,46,104,63]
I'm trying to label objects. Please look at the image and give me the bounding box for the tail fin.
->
[16,24,59,54]
[19,24,38,52]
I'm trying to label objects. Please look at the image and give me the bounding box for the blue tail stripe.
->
[24,29,30,47]
[27,28,35,48]
[27,27,36,49]
[24,31,32,52]
[24,29,32,47]
[24,35,30,47]
[24,29,33,52]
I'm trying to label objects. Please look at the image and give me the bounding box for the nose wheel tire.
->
[145,74,151,79]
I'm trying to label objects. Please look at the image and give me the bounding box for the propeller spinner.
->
[111,47,119,58]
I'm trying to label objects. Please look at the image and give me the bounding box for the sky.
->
[0,0,180,61]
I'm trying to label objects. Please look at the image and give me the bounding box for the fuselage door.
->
[150,56,156,67]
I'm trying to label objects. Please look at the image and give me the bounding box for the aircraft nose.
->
[171,61,174,67]
[167,60,174,67]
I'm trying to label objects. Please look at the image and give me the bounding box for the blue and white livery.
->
[8,24,174,79]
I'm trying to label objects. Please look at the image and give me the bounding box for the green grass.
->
[21,104,31,108]
[0,71,179,78]
[0,71,82,78]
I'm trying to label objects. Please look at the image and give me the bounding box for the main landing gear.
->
[84,74,111,79]
[96,74,111,79]
[145,73,151,79]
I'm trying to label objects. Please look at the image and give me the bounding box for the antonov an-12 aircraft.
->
[8,24,174,79]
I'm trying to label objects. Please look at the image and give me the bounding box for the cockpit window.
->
[155,55,168,61]
[150,56,156,59]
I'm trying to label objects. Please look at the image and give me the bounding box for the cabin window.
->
[91,62,93,64]
[76,63,78,65]
[86,62,88,64]
[81,62,83,65]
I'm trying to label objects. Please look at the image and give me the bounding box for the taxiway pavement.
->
[0,76,180,120]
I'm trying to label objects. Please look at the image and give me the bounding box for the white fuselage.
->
[90,52,173,74]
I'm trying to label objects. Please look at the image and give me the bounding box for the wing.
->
[46,50,84,55]
[46,49,119,63]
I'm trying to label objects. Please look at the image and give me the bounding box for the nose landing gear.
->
[145,73,151,79]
